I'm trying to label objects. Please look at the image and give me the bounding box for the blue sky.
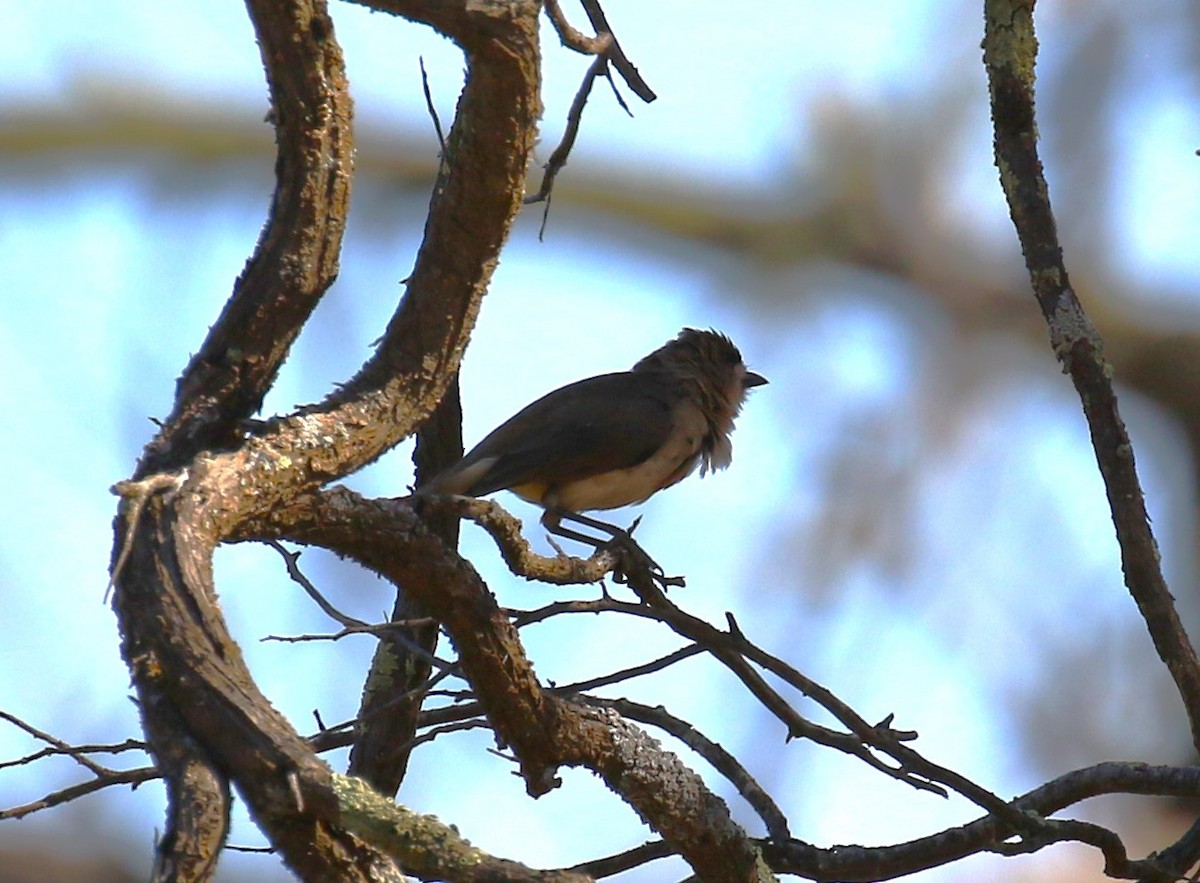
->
[3,2,1200,881]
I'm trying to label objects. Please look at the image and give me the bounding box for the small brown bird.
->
[420,328,766,547]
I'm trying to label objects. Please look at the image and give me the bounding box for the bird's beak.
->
[743,371,768,389]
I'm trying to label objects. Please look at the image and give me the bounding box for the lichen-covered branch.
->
[335,774,593,882]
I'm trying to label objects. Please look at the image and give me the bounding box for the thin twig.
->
[526,51,609,236]
[578,0,656,102]
[552,644,704,694]
[0,767,159,821]
[526,1,654,234]
[396,718,491,754]
[601,64,632,117]
[263,616,439,644]
[567,840,674,878]
[544,0,609,53]
[0,713,160,820]
[267,540,368,628]
[0,712,139,777]
[419,56,447,164]
[306,665,464,754]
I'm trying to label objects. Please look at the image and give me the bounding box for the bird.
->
[418,328,767,550]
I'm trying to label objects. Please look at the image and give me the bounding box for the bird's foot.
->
[604,528,685,591]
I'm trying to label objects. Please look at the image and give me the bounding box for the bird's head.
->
[634,328,767,473]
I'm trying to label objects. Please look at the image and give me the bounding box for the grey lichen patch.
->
[1048,292,1102,367]
[335,773,486,867]
[360,643,403,695]
[984,0,1039,85]
[1032,265,1062,291]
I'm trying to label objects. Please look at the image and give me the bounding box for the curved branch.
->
[984,0,1200,751]
[242,487,777,882]
[763,761,1200,881]
[335,774,593,882]
[441,496,618,584]
[176,0,543,544]
[112,0,545,874]
[141,0,354,473]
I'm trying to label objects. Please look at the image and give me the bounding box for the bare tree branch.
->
[983,0,1200,753]
[578,0,656,102]
[138,0,354,474]
[267,540,369,629]
[526,0,655,236]
[334,773,594,882]
[504,587,949,796]
[0,713,158,821]
[3,2,1188,881]
[762,762,1200,881]
[581,696,791,841]
[0,766,158,822]
[566,840,674,879]
[241,486,777,882]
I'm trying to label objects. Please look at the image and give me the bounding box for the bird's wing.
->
[440,371,680,497]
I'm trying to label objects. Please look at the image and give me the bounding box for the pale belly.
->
[527,429,703,512]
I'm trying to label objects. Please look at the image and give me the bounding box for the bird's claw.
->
[603,530,685,590]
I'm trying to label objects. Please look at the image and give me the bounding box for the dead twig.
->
[566,839,673,878]
[578,0,656,102]
[527,1,655,235]
[0,712,158,821]
[1,766,159,821]
[419,56,447,166]
[106,470,187,601]
[525,51,610,233]
[262,616,439,644]
[267,539,368,628]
